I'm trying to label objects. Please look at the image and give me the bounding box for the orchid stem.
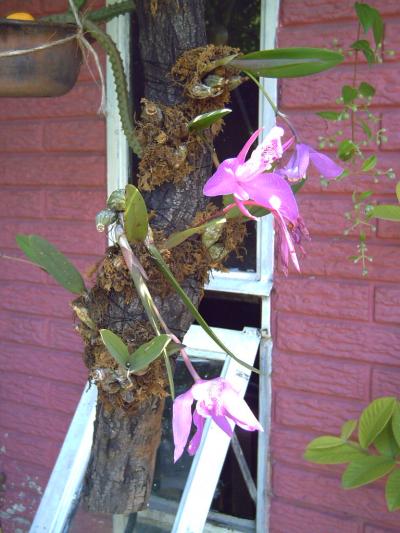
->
[244,70,299,141]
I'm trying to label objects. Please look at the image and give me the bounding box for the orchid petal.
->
[275,210,300,273]
[219,383,263,432]
[236,128,263,164]
[187,410,205,456]
[203,159,241,197]
[309,150,343,179]
[173,389,194,463]
[211,414,234,438]
[244,172,299,223]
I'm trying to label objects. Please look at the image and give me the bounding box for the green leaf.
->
[305,440,366,464]
[16,234,86,294]
[342,456,395,489]
[306,436,345,449]
[188,108,232,133]
[341,420,358,440]
[360,120,372,140]
[100,329,130,367]
[230,47,344,78]
[146,241,259,374]
[362,155,377,172]
[391,404,400,447]
[374,422,400,458]
[338,139,357,161]
[351,40,375,64]
[124,184,148,243]
[354,2,384,48]
[359,81,376,98]
[163,217,227,250]
[358,397,397,449]
[386,469,400,511]
[126,334,178,373]
[396,182,400,204]
[370,205,400,221]
[342,85,358,105]
[317,111,342,121]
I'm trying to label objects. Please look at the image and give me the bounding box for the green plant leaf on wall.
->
[100,329,130,368]
[395,182,400,203]
[359,81,376,98]
[355,2,384,48]
[342,456,396,489]
[386,469,400,511]
[317,111,342,121]
[188,109,232,133]
[304,441,366,465]
[391,403,400,447]
[361,155,377,172]
[230,47,344,78]
[358,397,397,449]
[342,85,358,105]
[350,40,375,64]
[124,184,148,243]
[374,423,400,458]
[370,205,400,222]
[16,234,86,295]
[341,420,358,440]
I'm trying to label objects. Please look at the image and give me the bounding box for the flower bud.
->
[107,189,126,211]
[96,208,118,232]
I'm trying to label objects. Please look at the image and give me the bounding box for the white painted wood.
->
[256,2,280,531]
[171,329,261,533]
[29,385,98,533]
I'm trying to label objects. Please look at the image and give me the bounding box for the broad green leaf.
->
[392,404,400,447]
[305,442,366,465]
[374,422,400,458]
[230,47,344,78]
[146,241,259,374]
[396,182,400,203]
[306,436,345,449]
[338,139,357,161]
[351,40,375,64]
[354,2,384,48]
[341,420,358,440]
[358,397,397,449]
[16,234,86,294]
[317,111,342,121]
[370,205,400,222]
[386,469,400,511]
[126,334,178,373]
[100,329,130,367]
[188,108,232,133]
[342,456,395,489]
[202,218,225,248]
[342,85,358,105]
[362,155,377,172]
[359,81,376,98]
[124,184,148,243]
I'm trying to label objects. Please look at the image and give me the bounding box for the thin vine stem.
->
[244,70,299,140]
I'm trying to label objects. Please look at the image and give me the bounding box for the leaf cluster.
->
[305,397,400,511]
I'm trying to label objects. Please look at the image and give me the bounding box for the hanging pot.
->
[0,18,82,97]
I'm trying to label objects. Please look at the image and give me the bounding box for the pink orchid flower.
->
[203,127,305,273]
[173,377,263,462]
[280,143,343,182]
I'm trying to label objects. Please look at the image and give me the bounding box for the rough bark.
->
[82,0,210,514]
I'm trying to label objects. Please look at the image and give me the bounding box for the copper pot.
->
[0,19,82,97]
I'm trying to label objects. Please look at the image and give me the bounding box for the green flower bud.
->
[96,208,118,232]
[107,189,126,211]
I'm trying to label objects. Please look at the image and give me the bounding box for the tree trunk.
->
[82,0,210,514]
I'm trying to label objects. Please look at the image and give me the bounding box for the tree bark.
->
[82,0,210,514]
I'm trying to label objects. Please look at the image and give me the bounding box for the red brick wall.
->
[271,1,400,532]
[0,2,105,530]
